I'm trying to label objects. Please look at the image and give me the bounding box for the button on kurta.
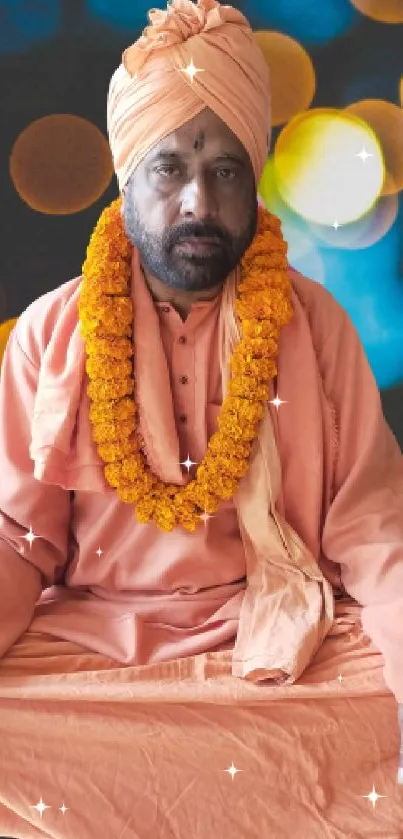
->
[178,336,187,344]
[179,414,187,423]
[180,375,188,384]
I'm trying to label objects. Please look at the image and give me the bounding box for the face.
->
[121,108,258,293]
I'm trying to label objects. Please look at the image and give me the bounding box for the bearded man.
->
[0,0,403,809]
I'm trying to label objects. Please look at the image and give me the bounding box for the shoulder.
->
[12,275,82,368]
[288,265,354,345]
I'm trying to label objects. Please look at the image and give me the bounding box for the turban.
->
[107,0,271,193]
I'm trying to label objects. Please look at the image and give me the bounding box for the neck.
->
[142,268,223,321]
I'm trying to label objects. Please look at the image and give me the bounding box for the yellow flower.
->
[92,418,135,444]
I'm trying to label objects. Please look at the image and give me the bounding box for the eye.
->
[155,165,180,177]
[154,165,237,180]
[216,168,237,180]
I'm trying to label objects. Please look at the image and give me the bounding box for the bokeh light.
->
[350,0,403,24]
[253,32,316,126]
[273,109,385,226]
[86,0,151,30]
[0,0,61,54]
[9,116,114,215]
[258,157,325,283]
[259,145,403,389]
[240,0,358,45]
[319,209,403,388]
[344,100,403,195]
[309,192,399,250]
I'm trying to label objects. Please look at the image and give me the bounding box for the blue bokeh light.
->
[318,203,403,388]
[239,0,359,45]
[0,0,62,54]
[86,0,150,31]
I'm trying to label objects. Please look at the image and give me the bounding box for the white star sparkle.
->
[270,395,287,410]
[362,785,385,808]
[23,526,38,548]
[180,454,198,472]
[199,510,215,526]
[180,58,204,83]
[59,802,69,815]
[337,674,344,683]
[224,762,242,780]
[356,147,373,163]
[95,547,103,558]
[31,798,51,819]
[333,220,340,230]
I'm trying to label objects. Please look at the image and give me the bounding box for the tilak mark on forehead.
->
[193,131,205,152]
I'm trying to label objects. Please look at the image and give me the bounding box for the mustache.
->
[171,226,225,245]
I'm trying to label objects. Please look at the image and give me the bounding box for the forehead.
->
[143,107,250,163]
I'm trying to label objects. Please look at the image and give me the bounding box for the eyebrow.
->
[148,150,246,166]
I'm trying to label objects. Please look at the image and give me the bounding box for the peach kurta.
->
[0,265,403,698]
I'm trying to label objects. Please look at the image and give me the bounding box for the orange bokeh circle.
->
[10,115,114,214]
[350,0,403,23]
[253,31,316,127]
[344,100,403,195]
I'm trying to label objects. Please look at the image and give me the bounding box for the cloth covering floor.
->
[0,598,402,839]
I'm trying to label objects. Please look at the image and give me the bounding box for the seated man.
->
[0,0,402,781]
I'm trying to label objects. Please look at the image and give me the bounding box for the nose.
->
[180,173,218,222]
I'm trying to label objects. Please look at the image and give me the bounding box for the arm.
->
[0,327,71,658]
[319,310,403,702]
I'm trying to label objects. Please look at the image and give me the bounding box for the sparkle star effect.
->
[180,454,198,473]
[95,547,103,558]
[270,395,287,410]
[333,220,340,231]
[23,526,38,549]
[60,802,69,815]
[224,762,242,780]
[337,674,344,684]
[31,798,51,819]
[362,785,385,808]
[199,510,215,526]
[356,147,373,164]
[180,58,204,84]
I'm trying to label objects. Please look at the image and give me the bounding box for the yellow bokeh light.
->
[344,100,403,195]
[254,31,316,126]
[350,0,403,23]
[258,157,325,282]
[10,115,114,215]
[274,108,385,226]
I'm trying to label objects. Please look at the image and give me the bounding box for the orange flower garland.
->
[78,197,294,532]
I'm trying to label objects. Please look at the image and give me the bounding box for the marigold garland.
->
[78,197,294,533]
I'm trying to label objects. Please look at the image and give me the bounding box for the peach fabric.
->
[0,263,403,702]
[0,598,403,838]
[107,0,271,191]
[20,251,335,688]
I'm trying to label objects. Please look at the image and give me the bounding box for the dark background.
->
[0,0,402,446]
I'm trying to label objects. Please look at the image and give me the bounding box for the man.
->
[0,0,402,736]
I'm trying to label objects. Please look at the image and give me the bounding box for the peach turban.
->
[106,0,271,193]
